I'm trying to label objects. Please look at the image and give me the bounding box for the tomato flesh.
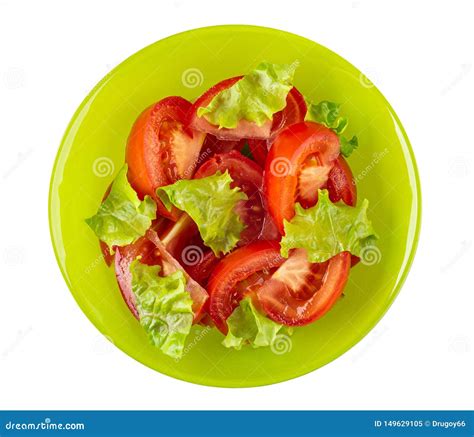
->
[257,250,351,326]
[208,241,286,333]
[126,96,205,220]
[264,121,341,234]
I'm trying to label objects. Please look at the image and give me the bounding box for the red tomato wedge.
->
[114,237,161,319]
[195,150,279,243]
[126,96,205,220]
[100,240,114,267]
[244,139,268,167]
[271,86,307,138]
[257,250,351,326]
[146,230,209,322]
[188,76,307,141]
[114,228,208,322]
[208,241,285,334]
[184,250,220,286]
[327,155,357,206]
[201,134,242,157]
[188,76,272,140]
[160,213,219,286]
[264,121,341,234]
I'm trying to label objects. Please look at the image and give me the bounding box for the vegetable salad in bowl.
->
[85,62,378,359]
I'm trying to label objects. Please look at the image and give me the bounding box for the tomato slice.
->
[195,150,279,243]
[188,76,272,139]
[208,241,286,334]
[327,155,357,206]
[126,96,205,220]
[100,240,114,267]
[243,86,307,167]
[189,76,307,141]
[244,139,268,167]
[114,228,208,322]
[114,237,161,319]
[146,230,209,322]
[201,134,242,157]
[185,250,220,285]
[271,86,307,138]
[257,250,351,326]
[264,121,340,233]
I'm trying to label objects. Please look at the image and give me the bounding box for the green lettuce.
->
[281,189,378,262]
[223,298,284,350]
[340,135,359,157]
[130,260,193,359]
[306,100,348,134]
[197,61,298,128]
[306,101,358,157]
[85,165,156,248]
[157,171,247,256]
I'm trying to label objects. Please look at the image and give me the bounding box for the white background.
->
[0,0,473,410]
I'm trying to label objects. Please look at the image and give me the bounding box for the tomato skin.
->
[257,251,351,326]
[126,96,205,220]
[100,240,114,267]
[327,156,357,206]
[208,241,286,334]
[264,122,340,234]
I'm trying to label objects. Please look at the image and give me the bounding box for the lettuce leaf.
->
[340,135,358,157]
[306,100,348,135]
[130,259,193,359]
[223,297,284,350]
[281,189,378,262]
[85,165,156,248]
[197,61,298,128]
[306,101,358,158]
[157,171,247,256]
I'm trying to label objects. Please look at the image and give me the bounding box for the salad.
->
[86,62,378,359]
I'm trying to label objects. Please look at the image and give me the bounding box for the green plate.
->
[49,25,421,387]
